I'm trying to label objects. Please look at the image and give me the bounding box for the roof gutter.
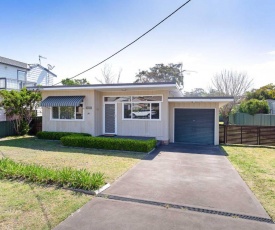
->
[28,83,178,91]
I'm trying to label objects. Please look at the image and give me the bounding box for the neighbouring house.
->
[28,82,233,145]
[267,99,275,114]
[0,56,57,121]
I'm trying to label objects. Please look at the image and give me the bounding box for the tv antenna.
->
[39,55,47,65]
[47,64,55,71]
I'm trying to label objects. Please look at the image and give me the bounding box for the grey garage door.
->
[174,109,214,145]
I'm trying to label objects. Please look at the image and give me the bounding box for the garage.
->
[174,109,215,145]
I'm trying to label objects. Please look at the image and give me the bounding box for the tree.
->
[246,83,275,100]
[95,64,122,84]
[0,88,42,135]
[211,70,253,124]
[134,63,184,88]
[184,88,207,97]
[239,99,269,115]
[61,78,90,85]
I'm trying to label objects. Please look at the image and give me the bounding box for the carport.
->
[168,97,234,145]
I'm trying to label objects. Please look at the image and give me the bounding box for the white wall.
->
[0,63,27,80]
[27,66,55,86]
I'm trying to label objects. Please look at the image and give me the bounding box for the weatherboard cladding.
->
[40,96,85,107]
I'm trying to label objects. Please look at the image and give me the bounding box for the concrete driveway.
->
[55,144,274,230]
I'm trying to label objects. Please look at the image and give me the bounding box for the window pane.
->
[104,97,130,102]
[132,103,151,119]
[132,96,162,102]
[0,79,6,89]
[123,103,131,119]
[151,103,160,119]
[52,107,59,119]
[60,107,75,119]
[76,105,83,119]
[18,71,26,81]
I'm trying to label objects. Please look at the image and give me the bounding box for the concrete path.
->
[55,144,274,230]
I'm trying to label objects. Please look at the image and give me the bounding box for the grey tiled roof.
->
[0,56,29,69]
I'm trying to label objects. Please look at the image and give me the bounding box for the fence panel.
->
[0,117,42,138]
[29,117,42,135]
[0,121,16,137]
[230,113,275,126]
[220,124,275,146]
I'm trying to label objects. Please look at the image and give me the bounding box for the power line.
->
[54,0,193,85]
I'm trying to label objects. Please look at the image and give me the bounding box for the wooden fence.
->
[0,121,17,138]
[220,125,275,146]
[0,117,42,138]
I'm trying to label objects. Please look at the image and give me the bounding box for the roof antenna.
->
[47,64,55,70]
[39,55,47,65]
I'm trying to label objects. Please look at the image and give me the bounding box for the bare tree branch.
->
[211,70,253,124]
[96,64,122,84]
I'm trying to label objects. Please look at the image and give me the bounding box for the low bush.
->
[60,136,157,152]
[0,158,105,190]
[37,131,91,140]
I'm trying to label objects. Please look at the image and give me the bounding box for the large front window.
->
[122,95,162,120]
[52,104,83,120]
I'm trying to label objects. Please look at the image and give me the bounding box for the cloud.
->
[267,50,275,55]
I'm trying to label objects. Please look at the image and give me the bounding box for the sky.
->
[0,0,275,92]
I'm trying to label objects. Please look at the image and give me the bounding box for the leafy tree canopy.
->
[0,88,41,135]
[246,83,275,100]
[134,63,184,88]
[61,78,90,86]
[239,99,269,115]
[184,88,208,97]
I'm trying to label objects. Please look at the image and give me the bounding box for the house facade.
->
[0,56,57,121]
[30,82,233,145]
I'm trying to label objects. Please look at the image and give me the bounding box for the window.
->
[122,95,162,120]
[52,103,84,120]
[104,97,130,102]
[0,79,6,89]
[17,71,26,81]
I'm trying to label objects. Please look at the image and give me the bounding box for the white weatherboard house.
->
[29,82,233,145]
[0,56,57,121]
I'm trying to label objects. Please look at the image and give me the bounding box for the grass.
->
[0,179,90,230]
[0,158,105,190]
[0,136,146,183]
[0,135,146,229]
[222,145,275,220]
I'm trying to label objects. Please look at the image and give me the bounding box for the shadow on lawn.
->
[0,136,154,160]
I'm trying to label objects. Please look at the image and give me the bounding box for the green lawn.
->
[0,136,146,229]
[222,145,275,220]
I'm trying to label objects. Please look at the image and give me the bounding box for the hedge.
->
[61,136,157,152]
[0,158,105,190]
[37,131,91,140]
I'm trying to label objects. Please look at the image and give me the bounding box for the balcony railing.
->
[0,78,36,90]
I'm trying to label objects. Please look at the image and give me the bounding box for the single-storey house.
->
[28,82,233,145]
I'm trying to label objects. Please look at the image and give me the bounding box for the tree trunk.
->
[223,116,229,125]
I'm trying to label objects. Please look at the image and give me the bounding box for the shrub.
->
[0,158,105,190]
[61,136,157,152]
[37,131,91,140]
[239,99,269,115]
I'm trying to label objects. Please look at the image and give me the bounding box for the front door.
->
[104,103,116,134]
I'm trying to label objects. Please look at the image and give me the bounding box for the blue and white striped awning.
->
[40,96,85,107]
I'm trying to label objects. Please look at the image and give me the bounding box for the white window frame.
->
[50,102,85,121]
[121,95,163,121]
